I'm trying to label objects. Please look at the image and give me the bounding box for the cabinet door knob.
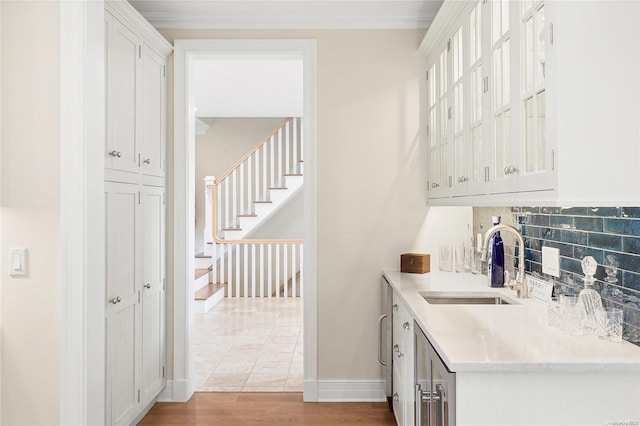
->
[109,150,121,158]
[431,182,440,188]
[403,322,410,330]
[144,283,151,289]
[393,392,399,402]
[109,296,121,304]
[143,158,151,164]
[392,304,398,312]
[393,344,400,352]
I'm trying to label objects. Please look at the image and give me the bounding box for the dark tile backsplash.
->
[474,206,640,345]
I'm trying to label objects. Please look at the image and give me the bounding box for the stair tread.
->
[238,214,258,217]
[195,252,212,259]
[194,268,212,280]
[268,187,288,190]
[253,200,273,204]
[283,173,303,176]
[195,283,226,301]
[223,227,242,231]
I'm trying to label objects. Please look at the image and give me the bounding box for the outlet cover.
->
[542,246,560,277]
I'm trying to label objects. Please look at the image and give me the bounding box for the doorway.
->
[172,39,318,402]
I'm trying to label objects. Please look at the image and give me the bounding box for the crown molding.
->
[129,1,443,30]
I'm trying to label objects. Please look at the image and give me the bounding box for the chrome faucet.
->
[480,223,529,298]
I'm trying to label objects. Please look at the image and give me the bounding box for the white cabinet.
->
[104,1,171,424]
[391,293,414,426]
[105,182,166,426]
[105,182,141,426]
[422,0,640,205]
[140,186,166,405]
[106,4,169,179]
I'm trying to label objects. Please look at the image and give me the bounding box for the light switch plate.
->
[9,248,27,277]
[542,246,560,277]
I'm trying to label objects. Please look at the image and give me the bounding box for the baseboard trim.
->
[156,381,173,402]
[159,379,192,402]
[316,380,386,402]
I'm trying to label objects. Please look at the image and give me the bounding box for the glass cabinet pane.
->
[537,90,546,169]
[535,6,545,86]
[471,125,483,182]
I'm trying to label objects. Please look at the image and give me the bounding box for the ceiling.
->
[128,0,444,30]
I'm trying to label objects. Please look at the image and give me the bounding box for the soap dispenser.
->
[576,256,604,335]
[489,216,505,288]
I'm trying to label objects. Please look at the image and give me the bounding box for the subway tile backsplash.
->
[474,206,640,345]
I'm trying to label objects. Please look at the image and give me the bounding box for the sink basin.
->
[420,291,517,305]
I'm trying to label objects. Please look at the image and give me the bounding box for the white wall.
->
[1,1,61,424]
[195,117,285,251]
[250,189,304,239]
[162,28,471,385]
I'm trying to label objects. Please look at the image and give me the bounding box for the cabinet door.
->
[140,186,166,404]
[106,13,140,174]
[427,45,451,199]
[138,44,166,177]
[105,182,141,426]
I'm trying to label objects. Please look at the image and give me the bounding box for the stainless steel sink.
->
[420,292,517,305]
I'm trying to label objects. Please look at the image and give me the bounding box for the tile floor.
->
[195,297,303,392]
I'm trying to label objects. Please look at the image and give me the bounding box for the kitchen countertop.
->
[383,269,640,373]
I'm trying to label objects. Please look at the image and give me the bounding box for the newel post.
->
[203,176,216,256]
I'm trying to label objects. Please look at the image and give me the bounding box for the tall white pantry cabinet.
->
[104,1,172,425]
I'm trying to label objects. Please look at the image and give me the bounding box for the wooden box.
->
[401,253,430,274]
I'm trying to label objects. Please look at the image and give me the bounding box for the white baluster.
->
[292,243,297,298]
[248,154,253,214]
[231,170,237,227]
[262,145,267,202]
[283,243,288,298]
[235,243,240,297]
[300,244,304,298]
[220,244,225,287]
[203,176,215,252]
[293,118,298,172]
[239,163,245,220]
[285,121,290,174]
[267,244,273,298]
[227,244,233,297]
[224,178,230,230]
[251,243,256,298]
[243,244,248,297]
[259,244,264,297]
[300,118,304,163]
[270,135,275,190]
[275,243,281,299]
[276,130,282,186]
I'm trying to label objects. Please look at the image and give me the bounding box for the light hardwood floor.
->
[138,393,396,425]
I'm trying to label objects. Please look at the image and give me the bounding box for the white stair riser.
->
[194,257,213,269]
[194,271,211,292]
[238,216,260,230]
[194,290,224,314]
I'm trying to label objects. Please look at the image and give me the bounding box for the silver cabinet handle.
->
[377,314,388,366]
[393,392,399,402]
[393,344,400,353]
[457,176,468,183]
[392,304,398,312]
[504,165,519,175]
[144,283,151,289]
[143,158,151,164]
[109,296,121,304]
[109,150,121,158]
[431,182,440,188]
[403,322,410,330]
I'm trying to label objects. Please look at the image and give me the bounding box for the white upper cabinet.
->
[421,0,640,205]
[105,2,171,180]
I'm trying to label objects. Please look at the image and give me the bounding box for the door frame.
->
[171,39,318,402]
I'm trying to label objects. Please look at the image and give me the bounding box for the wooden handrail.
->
[215,117,293,185]
[209,184,303,244]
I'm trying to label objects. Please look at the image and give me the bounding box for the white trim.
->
[156,381,174,402]
[173,39,318,402]
[317,381,387,402]
[59,1,105,425]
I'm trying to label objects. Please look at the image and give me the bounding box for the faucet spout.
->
[482,223,528,298]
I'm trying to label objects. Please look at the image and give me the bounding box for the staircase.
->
[195,117,304,313]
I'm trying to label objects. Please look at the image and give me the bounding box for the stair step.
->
[238,214,257,217]
[283,173,303,176]
[195,252,211,259]
[195,283,226,301]
[222,227,242,231]
[253,200,273,204]
[194,267,211,280]
[268,187,288,190]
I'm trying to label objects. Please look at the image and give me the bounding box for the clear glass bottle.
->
[576,256,604,335]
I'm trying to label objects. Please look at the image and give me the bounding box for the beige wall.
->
[1,1,60,424]
[195,117,285,251]
[162,29,472,383]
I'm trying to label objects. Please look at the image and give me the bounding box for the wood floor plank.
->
[138,393,396,425]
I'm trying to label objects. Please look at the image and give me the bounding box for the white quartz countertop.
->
[383,269,640,373]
